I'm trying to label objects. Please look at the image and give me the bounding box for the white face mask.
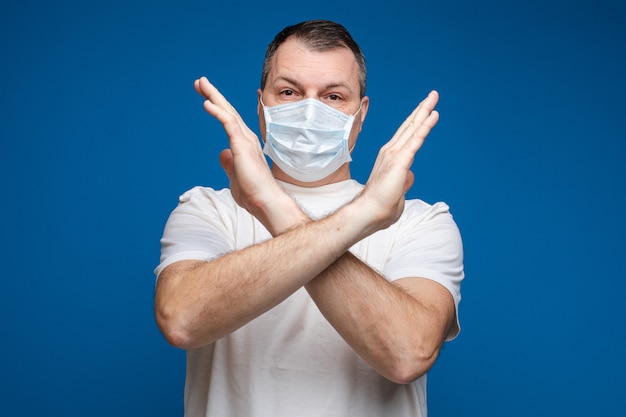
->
[261,97,362,183]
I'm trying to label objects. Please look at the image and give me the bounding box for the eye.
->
[280,89,296,97]
[328,94,341,101]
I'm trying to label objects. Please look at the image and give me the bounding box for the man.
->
[155,20,463,417]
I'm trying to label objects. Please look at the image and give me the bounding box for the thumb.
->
[219,149,234,178]
[404,170,415,194]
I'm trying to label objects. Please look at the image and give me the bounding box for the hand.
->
[194,77,298,232]
[357,91,440,231]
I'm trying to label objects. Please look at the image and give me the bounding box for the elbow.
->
[154,264,210,350]
[155,302,197,350]
[158,321,193,350]
[386,364,430,385]
[383,346,441,384]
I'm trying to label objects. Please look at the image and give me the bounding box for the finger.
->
[194,78,205,98]
[197,77,239,115]
[203,99,247,141]
[193,77,207,100]
[412,91,439,132]
[415,90,439,118]
[411,109,439,143]
[196,78,259,140]
[396,91,439,139]
[400,109,439,157]
[401,94,439,146]
[386,91,439,151]
[378,106,439,171]
[195,78,243,130]
[198,78,254,136]
[415,110,439,138]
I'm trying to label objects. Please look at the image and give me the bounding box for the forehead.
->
[267,38,360,92]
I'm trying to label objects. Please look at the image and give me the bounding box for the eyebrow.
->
[273,75,354,93]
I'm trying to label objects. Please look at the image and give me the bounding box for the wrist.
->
[331,198,382,244]
[261,191,311,237]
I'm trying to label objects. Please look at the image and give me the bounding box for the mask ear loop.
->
[348,98,365,154]
[353,98,364,117]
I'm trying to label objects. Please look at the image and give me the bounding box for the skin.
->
[257,39,368,187]
[154,37,456,384]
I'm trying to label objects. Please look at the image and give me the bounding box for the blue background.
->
[2,0,625,415]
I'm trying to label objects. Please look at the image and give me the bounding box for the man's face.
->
[258,37,369,154]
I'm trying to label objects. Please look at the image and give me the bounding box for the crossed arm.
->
[154,77,456,384]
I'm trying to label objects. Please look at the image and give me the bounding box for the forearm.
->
[305,251,453,384]
[155,200,373,349]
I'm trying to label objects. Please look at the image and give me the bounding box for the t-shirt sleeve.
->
[153,187,236,279]
[383,201,465,340]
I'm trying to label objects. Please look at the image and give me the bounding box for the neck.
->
[271,164,352,188]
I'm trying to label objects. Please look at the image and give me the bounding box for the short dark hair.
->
[260,20,367,98]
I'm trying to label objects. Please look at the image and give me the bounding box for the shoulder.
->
[178,185,233,204]
[402,199,455,225]
[172,186,239,213]
[162,186,243,232]
[396,199,463,253]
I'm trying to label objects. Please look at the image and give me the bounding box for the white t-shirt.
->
[155,179,464,417]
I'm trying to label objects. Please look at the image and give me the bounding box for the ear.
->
[257,89,267,143]
[357,96,370,132]
[257,89,263,115]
